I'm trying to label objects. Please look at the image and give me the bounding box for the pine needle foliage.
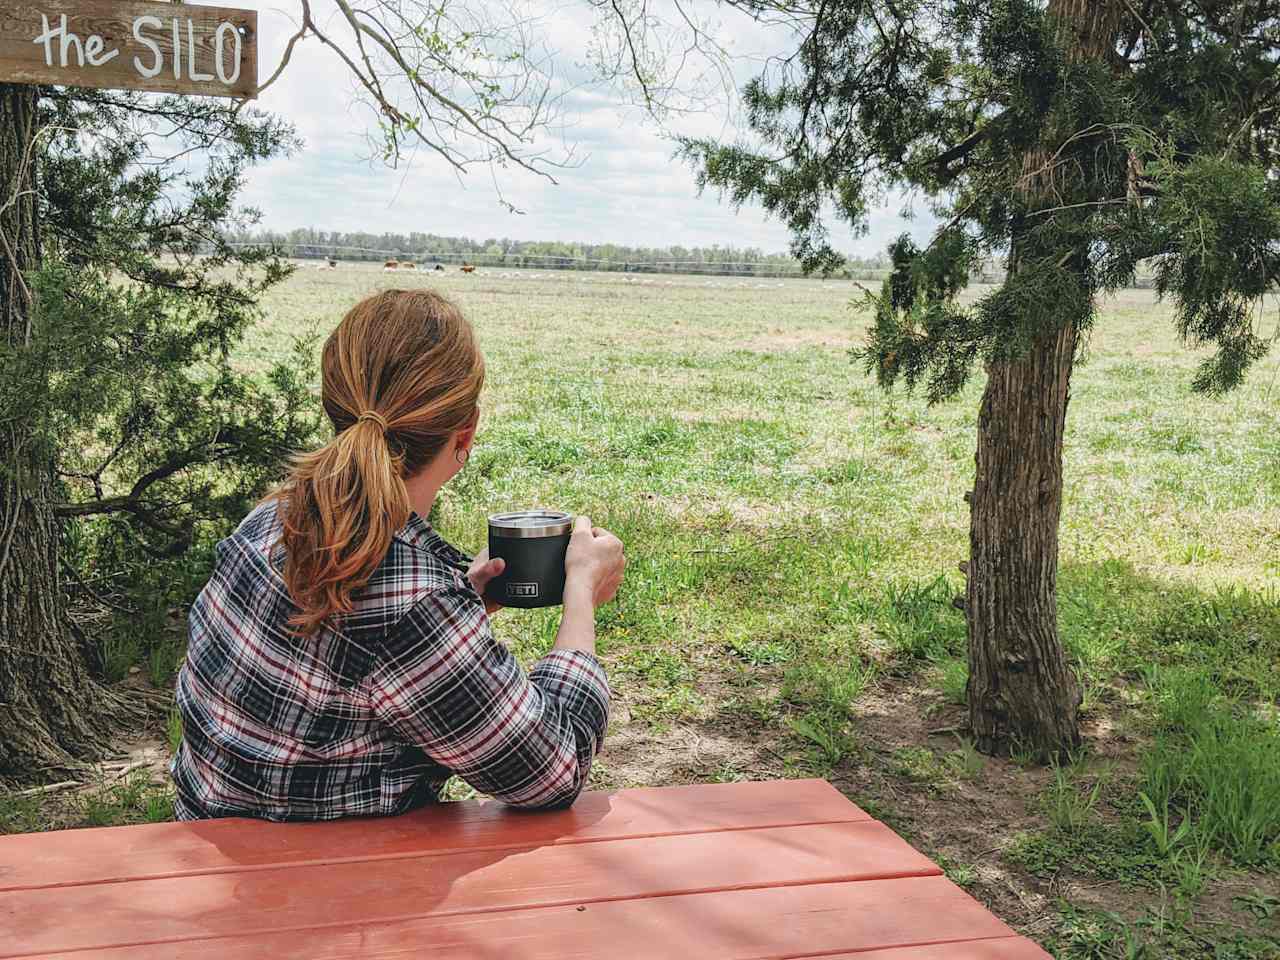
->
[680,0,1280,398]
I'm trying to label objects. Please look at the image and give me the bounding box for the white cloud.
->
[234,0,935,255]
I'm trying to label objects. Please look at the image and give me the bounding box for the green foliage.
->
[888,741,983,789]
[99,630,141,684]
[78,774,174,829]
[1136,791,1191,858]
[683,0,1280,399]
[859,576,965,661]
[1047,760,1107,832]
[1007,821,1164,886]
[1234,889,1280,922]
[0,791,43,835]
[786,712,851,767]
[1147,155,1280,393]
[1168,831,1214,902]
[780,657,876,716]
[945,738,985,781]
[936,657,969,705]
[147,638,185,688]
[933,852,978,888]
[167,708,184,757]
[1050,901,1280,960]
[1051,904,1150,960]
[976,258,1094,360]
[892,746,947,786]
[0,88,323,654]
[856,233,981,403]
[1141,668,1280,865]
[1056,557,1280,704]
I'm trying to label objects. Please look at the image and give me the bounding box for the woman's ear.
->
[455,408,480,453]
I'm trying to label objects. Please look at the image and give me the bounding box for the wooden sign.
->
[0,1,257,98]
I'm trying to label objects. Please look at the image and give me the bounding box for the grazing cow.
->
[434,264,445,272]
[461,264,476,274]
[400,261,418,271]
[383,259,400,272]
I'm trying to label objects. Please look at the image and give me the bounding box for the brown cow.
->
[461,264,476,273]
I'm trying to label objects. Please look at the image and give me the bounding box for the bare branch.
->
[611,0,657,111]
[257,1,314,99]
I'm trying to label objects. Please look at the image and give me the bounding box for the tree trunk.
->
[965,0,1122,760]
[0,84,118,778]
[966,319,1082,760]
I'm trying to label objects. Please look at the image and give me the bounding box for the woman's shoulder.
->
[202,499,284,574]
[212,499,477,640]
[345,519,476,638]
[237,498,285,542]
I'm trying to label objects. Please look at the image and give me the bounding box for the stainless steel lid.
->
[488,509,574,538]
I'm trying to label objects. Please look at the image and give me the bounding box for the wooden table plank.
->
[783,937,1052,959]
[0,778,865,892]
[2,820,939,958]
[28,876,1016,960]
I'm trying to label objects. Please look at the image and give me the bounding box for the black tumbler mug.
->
[484,510,574,609]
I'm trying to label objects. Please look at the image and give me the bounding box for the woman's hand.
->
[467,548,506,615]
[564,516,625,608]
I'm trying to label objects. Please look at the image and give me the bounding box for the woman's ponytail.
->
[272,290,484,635]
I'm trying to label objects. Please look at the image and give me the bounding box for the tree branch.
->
[50,431,248,552]
[928,124,994,178]
[610,0,656,112]
[258,2,313,99]
[330,0,557,178]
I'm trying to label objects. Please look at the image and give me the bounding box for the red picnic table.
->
[1,778,1048,959]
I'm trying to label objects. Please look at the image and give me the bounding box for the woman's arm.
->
[369,586,609,809]
[371,518,624,808]
[553,516,624,654]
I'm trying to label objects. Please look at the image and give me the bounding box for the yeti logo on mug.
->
[507,582,540,599]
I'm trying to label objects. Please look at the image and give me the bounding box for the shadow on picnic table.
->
[5,792,616,955]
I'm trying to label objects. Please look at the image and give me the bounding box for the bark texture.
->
[965,0,1123,759]
[967,319,1082,759]
[0,84,115,777]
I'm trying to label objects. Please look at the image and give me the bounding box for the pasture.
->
[256,265,1280,955]
[10,264,1280,956]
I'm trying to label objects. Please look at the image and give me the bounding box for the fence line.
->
[220,241,899,280]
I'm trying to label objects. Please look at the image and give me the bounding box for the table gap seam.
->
[1,815,876,893]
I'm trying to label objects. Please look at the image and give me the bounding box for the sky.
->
[234,0,936,256]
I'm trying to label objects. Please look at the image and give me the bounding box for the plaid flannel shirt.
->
[170,500,610,821]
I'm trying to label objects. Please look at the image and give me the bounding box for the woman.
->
[171,289,624,821]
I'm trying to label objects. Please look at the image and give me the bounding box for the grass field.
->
[8,264,1280,957]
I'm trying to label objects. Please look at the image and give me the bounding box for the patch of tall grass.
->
[1140,667,1280,865]
[847,575,965,662]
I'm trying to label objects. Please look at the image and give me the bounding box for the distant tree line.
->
[218,229,1169,286]
[222,228,897,279]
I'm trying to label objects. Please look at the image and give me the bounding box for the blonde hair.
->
[273,289,484,634]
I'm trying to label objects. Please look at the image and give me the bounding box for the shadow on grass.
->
[1057,557,1280,702]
